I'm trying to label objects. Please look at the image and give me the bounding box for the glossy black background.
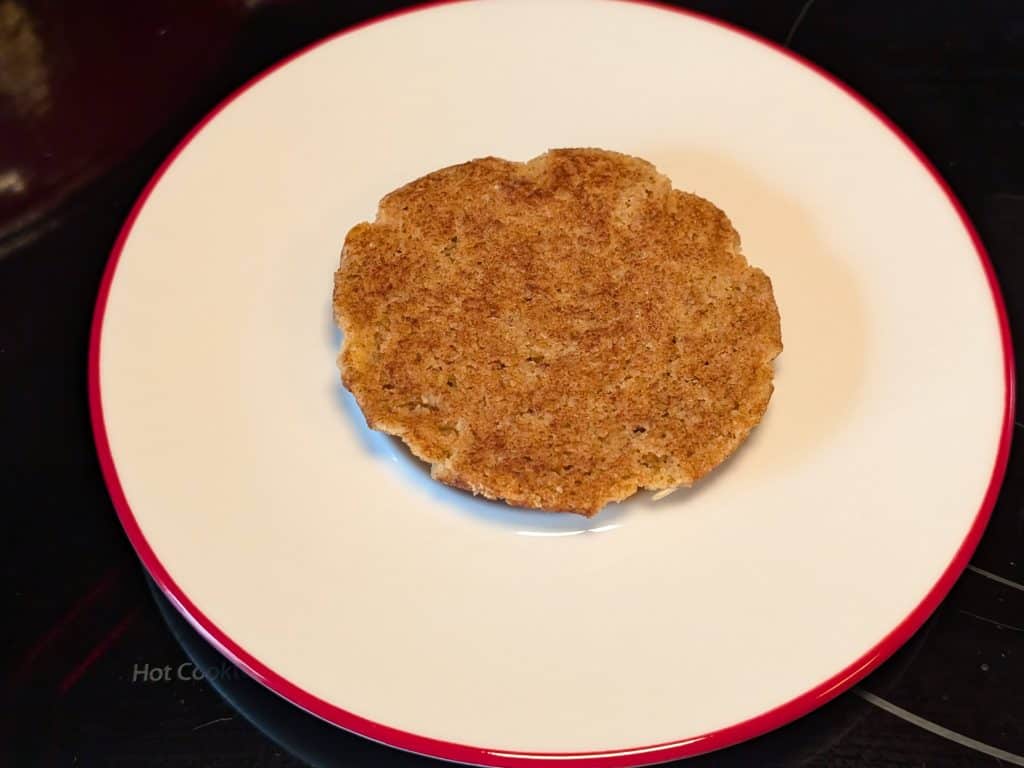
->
[2,1,1022,766]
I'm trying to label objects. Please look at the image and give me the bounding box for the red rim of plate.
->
[88,2,1016,765]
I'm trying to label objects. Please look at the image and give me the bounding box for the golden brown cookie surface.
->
[333,149,781,515]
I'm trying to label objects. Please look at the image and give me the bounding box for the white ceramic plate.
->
[90,1,1013,765]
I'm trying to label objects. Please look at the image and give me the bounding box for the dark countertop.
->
[2,2,1022,766]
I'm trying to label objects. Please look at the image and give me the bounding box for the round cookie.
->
[333,149,782,516]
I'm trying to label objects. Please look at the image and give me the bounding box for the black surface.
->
[2,1,1022,766]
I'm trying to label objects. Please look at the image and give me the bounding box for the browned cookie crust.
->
[334,149,782,515]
